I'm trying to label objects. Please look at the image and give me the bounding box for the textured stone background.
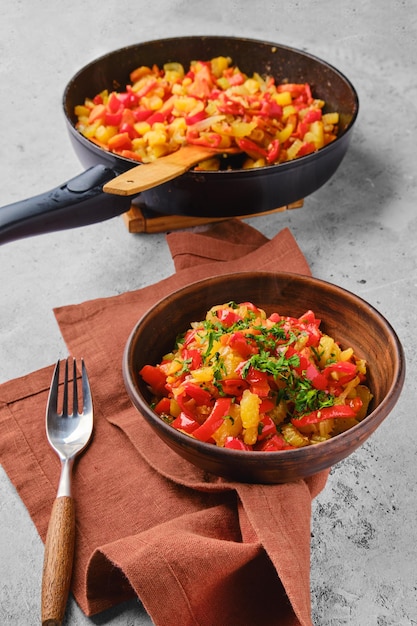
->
[1,1,416,624]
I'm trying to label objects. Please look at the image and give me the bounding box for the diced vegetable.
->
[140,302,372,451]
[75,57,339,169]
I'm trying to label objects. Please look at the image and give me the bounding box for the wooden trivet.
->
[123,199,304,234]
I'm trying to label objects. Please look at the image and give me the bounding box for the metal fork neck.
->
[57,458,74,498]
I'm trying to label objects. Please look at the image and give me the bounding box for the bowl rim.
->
[123,270,405,460]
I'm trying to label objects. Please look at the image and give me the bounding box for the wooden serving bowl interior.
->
[123,272,405,483]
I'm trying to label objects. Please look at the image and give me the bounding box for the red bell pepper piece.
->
[146,110,170,125]
[105,111,123,126]
[139,364,167,396]
[322,361,357,384]
[240,301,263,315]
[182,382,212,406]
[305,363,328,391]
[244,366,270,397]
[276,83,306,96]
[133,107,153,122]
[258,95,282,119]
[257,415,277,441]
[303,109,322,124]
[266,139,280,164]
[295,120,309,139]
[220,379,249,397]
[118,88,140,108]
[120,108,137,125]
[175,390,198,419]
[292,83,313,105]
[227,72,245,86]
[107,132,132,152]
[107,92,123,113]
[217,95,245,116]
[135,78,158,98]
[186,131,223,148]
[297,142,316,157]
[323,361,357,376]
[304,83,313,102]
[224,436,252,451]
[303,324,321,347]
[298,310,319,325]
[348,396,363,412]
[171,412,200,434]
[284,346,309,374]
[268,312,281,323]
[154,397,171,415]
[292,404,357,427]
[119,149,143,162]
[217,309,242,326]
[192,397,232,442]
[228,331,257,358]
[236,137,268,159]
[181,348,203,371]
[182,328,198,347]
[255,434,293,451]
[259,398,275,414]
[295,311,322,346]
[119,122,139,140]
[186,64,214,98]
[185,110,207,125]
[88,104,106,124]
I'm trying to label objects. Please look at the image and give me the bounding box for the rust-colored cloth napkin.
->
[0,220,329,626]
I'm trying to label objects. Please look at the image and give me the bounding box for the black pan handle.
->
[0,164,133,245]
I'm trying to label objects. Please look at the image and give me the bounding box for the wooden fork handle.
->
[41,496,75,625]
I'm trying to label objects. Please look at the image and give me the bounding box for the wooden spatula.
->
[102,144,238,196]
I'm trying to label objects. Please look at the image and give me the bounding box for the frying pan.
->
[0,36,359,245]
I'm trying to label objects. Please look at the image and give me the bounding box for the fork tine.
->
[81,358,92,415]
[46,360,61,418]
[62,358,69,417]
[72,358,78,416]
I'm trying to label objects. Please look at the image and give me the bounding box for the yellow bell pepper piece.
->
[240,389,261,445]
[273,91,293,106]
[191,367,214,383]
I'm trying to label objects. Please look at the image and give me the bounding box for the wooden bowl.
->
[123,272,405,483]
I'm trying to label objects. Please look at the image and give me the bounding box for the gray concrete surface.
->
[0,1,416,624]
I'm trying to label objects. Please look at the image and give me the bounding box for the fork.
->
[41,358,93,626]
